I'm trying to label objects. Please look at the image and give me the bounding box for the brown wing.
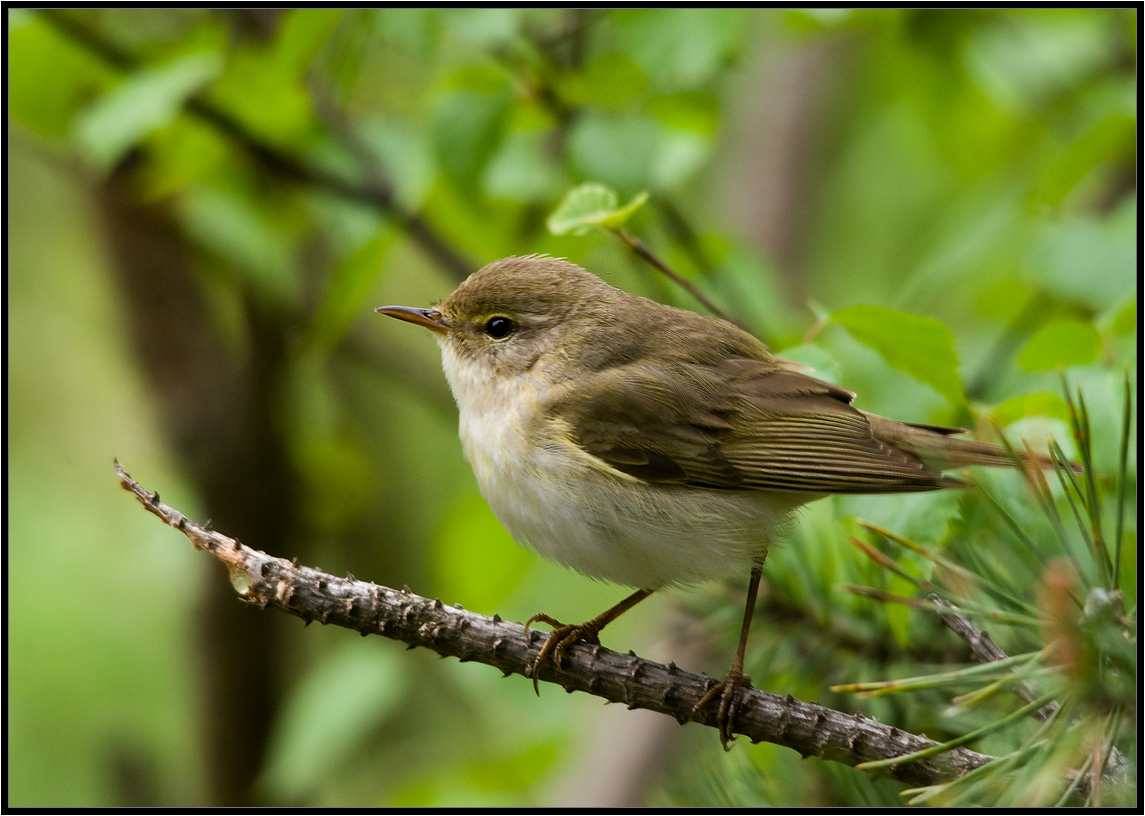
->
[550,357,958,494]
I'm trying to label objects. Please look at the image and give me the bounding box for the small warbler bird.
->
[378,254,1052,747]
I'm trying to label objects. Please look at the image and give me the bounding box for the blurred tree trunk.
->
[721,29,845,306]
[96,156,297,806]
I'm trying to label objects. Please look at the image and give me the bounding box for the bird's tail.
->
[865,414,1080,474]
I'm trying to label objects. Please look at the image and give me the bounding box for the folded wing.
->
[550,357,961,494]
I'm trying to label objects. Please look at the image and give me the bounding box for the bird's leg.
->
[524,588,653,694]
[692,558,766,749]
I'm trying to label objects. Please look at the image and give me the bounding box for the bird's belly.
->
[460,411,798,590]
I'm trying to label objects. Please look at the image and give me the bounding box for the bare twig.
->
[116,460,999,788]
[613,228,748,331]
[929,594,1060,722]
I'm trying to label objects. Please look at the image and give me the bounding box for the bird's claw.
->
[692,668,750,750]
[523,613,602,695]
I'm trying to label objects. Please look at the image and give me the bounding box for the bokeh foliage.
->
[7,8,1136,807]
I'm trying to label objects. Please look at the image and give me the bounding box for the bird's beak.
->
[375,305,453,335]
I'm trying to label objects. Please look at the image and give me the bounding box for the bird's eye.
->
[483,316,516,340]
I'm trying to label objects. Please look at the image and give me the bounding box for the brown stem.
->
[928,594,1059,722]
[613,227,748,331]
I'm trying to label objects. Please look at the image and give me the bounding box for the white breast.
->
[439,341,800,589]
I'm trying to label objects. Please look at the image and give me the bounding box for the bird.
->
[377,254,1058,747]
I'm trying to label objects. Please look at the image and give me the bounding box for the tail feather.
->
[865,414,1078,474]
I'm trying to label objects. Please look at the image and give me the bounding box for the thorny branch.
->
[116,460,999,789]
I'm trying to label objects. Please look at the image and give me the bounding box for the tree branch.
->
[116,461,998,788]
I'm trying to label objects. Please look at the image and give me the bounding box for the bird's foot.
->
[692,667,752,750]
[523,613,602,695]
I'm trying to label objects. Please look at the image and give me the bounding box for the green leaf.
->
[179,185,296,301]
[567,113,658,192]
[210,52,311,149]
[1028,112,1135,209]
[355,118,436,210]
[306,228,396,351]
[442,8,519,48]
[772,343,844,386]
[564,52,647,109]
[650,126,711,189]
[564,109,714,193]
[73,51,222,170]
[1024,201,1136,311]
[1104,294,1136,336]
[600,191,650,229]
[832,305,965,408]
[546,183,648,236]
[482,128,565,203]
[963,11,1118,113]
[204,10,339,150]
[7,12,116,140]
[1016,317,1101,371]
[617,9,748,91]
[432,83,513,196]
[275,9,343,72]
[839,490,962,551]
[138,119,230,198]
[990,391,1070,425]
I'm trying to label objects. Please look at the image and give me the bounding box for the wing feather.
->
[548,358,956,494]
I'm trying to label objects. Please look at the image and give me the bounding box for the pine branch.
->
[116,460,997,788]
[930,593,1127,792]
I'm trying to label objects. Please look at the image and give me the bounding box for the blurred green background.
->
[7,8,1137,807]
